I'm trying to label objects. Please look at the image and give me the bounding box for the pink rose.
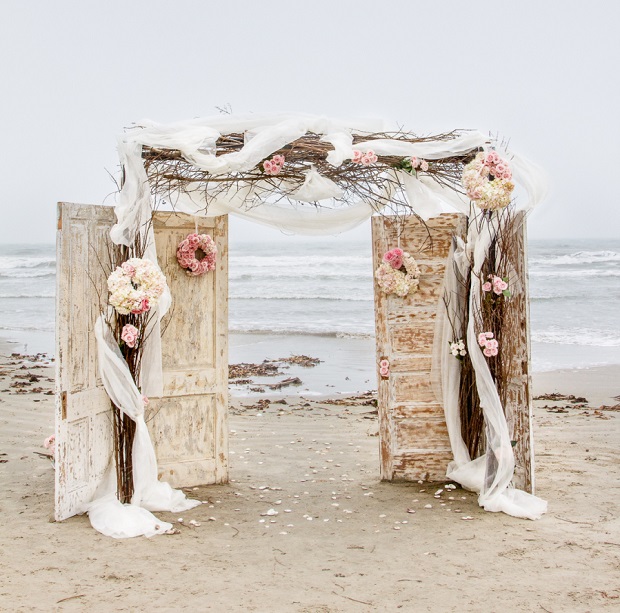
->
[272,155,285,166]
[379,366,389,377]
[495,163,507,177]
[121,324,139,348]
[263,160,274,173]
[379,359,389,369]
[486,151,500,165]
[485,331,494,339]
[188,234,200,248]
[361,154,372,166]
[483,347,494,357]
[131,298,150,314]
[352,150,363,163]
[478,333,488,347]
[485,339,498,350]
[420,160,429,172]
[44,434,55,449]
[493,285,503,295]
[121,262,136,278]
[482,282,492,292]
[410,156,420,168]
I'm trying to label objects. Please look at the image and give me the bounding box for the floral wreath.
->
[462,151,515,211]
[375,248,421,297]
[108,258,166,315]
[176,233,217,276]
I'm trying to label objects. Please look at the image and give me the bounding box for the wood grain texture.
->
[150,212,229,487]
[55,203,116,521]
[503,211,534,493]
[373,213,467,482]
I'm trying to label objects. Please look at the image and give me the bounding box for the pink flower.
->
[485,331,494,339]
[383,248,404,270]
[44,434,55,454]
[495,163,507,177]
[263,160,274,173]
[361,154,372,166]
[379,366,389,377]
[142,395,149,406]
[131,298,150,314]
[272,154,285,167]
[410,156,420,168]
[483,347,498,357]
[121,324,139,348]
[482,282,492,292]
[485,339,498,350]
[121,262,136,278]
[486,151,500,165]
[478,333,488,347]
[420,160,429,172]
[352,150,363,163]
[379,359,389,369]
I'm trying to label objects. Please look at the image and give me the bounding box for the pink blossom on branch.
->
[121,324,139,348]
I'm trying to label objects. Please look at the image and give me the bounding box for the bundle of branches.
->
[141,130,475,214]
[96,227,160,504]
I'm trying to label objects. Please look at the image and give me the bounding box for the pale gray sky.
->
[1,0,618,243]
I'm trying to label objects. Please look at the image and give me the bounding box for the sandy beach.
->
[0,342,619,613]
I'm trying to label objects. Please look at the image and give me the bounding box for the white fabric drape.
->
[87,316,201,538]
[432,216,547,520]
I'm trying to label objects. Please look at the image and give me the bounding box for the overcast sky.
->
[1,0,618,244]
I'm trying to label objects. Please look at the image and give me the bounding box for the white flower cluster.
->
[450,339,467,358]
[375,253,421,297]
[107,258,166,315]
[462,152,514,211]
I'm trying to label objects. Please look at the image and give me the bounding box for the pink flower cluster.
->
[176,233,217,277]
[462,152,515,211]
[121,324,139,348]
[482,275,509,296]
[478,331,499,357]
[410,157,429,172]
[379,358,390,378]
[108,258,166,316]
[263,154,285,175]
[352,149,378,166]
[44,434,55,456]
[383,247,404,270]
[484,151,512,180]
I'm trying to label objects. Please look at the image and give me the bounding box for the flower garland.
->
[176,233,217,276]
[107,258,166,315]
[462,151,514,211]
[375,248,421,297]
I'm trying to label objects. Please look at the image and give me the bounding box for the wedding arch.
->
[55,113,548,538]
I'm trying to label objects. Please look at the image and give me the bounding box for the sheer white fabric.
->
[432,216,547,520]
[87,316,200,538]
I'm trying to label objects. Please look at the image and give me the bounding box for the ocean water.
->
[1,238,619,374]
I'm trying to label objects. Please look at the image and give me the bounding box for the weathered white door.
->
[372,213,466,482]
[149,212,229,487]
[55,204,229,521]
[55,203,116,520]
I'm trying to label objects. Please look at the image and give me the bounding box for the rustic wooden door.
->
[55,203,117,520]
[372,213,466,482]
[148,212,229,487]
[372,212,534,491]
[55,204,229,521]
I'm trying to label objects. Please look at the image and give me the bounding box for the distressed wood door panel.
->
[503,211,534,493]
[373,213,466,482]
[149,212,229,487]
[55,203,117,521]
